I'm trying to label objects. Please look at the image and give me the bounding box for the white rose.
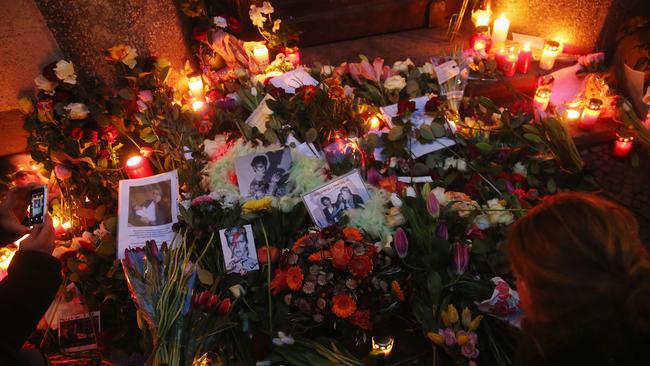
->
[418,62,435,75]
[214,16,227,28]
[123,46,138,69]
[392,58,414,73]
[251,87,258,97]
[443,157,457,170]
[390,193,403,208]
[229,284,246,299]
[431,187,448,206]
[456,158,468,172]
[405,186,417,197]
[64,103,90,120]
[260,1,274,14]
[473,214,491,230]
[54,60,77,84]
[34,74,57,93]
[513,162,527,177]
[485,199,514,225]
[383,75,406,91]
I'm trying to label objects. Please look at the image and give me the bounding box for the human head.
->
[225,226,249,259]
[321,197,331,206]
[251,155,268,178]
[507,192,650,332]
[147,186,162,203]
[341,187,351,195]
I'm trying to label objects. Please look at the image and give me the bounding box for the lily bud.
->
[421,183,431,199]
[405,186,417,197]
[426,332,444,345]
[469,315,483,331]
[441,310,451,327]
[446,304,459,324]
[453,241,471,275]
[436,223,448,241]
[462,307,472,328]
[394,228,409,259]
[426,191,440,218]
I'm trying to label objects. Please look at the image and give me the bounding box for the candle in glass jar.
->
[565,108,581,122]
[533,87,552,111]
[613,133,634,158]
[187,73,204,98]
[472,7,491,27]
[253,44,269,68]
[539,40,561,70]
[494,47,509,70]
[516,43,532,74]
[502,53,518,77]
[579,98,603,130]
[283,47,301,67]
[491,14,510,44]
[470,27,491,53]
[125,155,154,179]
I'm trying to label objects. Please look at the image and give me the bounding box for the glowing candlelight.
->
[52,216,71,236]
[613,133,634,158]
[516,42,532,74]
[253,44,269,68]
[539,40,561,71]
[494,46,509,71]
[369,115,382,130]
[491,14,510,44]
[125,155,154,179]
[472,7,491,28]
[502,52,518,77]
[579,98,602,130]
[533,87,552,112]
[283,47,301,67]
[565,108,581,122]
[371,336,395,357]
[192,100,205,112]
[187,73,204,98]
[470,27,491,53]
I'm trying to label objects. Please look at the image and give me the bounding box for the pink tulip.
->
[436,223,448,241]
[453,241,471,275]
[54,165,72,180]
[372,58,385,81]
[217,298,232,315]
[394,227,409,259]
[426,191,440,218]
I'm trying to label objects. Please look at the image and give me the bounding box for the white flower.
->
[321,65,334,76]
[473,214,491,230]
[272,19,281,33]
[383,75,407,91]
[250,87,258,97]
[513,162,527,177]
[180,199,191,210]
[485,198,514,225]
[260,1,274,14]
[456,158,467,172]
[343,85,354,97]
[392,58,414,73]
[390,193,403,208]
[64,103,90,120]
[249,6,266,27]
[229,284,246,298]
[54,60,77,84]
[431,187,448,206]
[418,62,435,75]
[272,331,294,346]
[34,74,57,93]
[214,16,228,28]
[405,186,417,197]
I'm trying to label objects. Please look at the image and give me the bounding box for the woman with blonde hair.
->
[507,192,650,365]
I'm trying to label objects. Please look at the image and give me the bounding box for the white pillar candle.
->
[491,14,510,44]
[579,98,602,130]
[539,41,561,70]
[187,73,204,98]
[533,87,552,111]
[253,44,269,68]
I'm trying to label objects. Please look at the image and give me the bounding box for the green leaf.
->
[419,125,434,140]
[475,142,493,152]
[431,123,446,138]
[198,269,214,286]
[477,96,500,114]
[523,133,543,144]
[387,126,404,141]
[427,272,442,305]
[522,124,540,135]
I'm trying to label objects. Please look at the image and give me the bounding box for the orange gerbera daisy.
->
[348,255,373,277]
[308,250,331,263]
[391,280,405,301]
[286,266,304,291]
[331,293,357,318]
[342,227,363,241]
[292,234,312,252]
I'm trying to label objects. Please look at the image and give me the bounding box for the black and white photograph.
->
[234,148,292,200]
[302,170,370,228]
[118,171,179,259]
[219,225,259,275]
[58,311,100,353]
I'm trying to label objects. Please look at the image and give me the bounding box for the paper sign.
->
[245,94,275,133]
[397,176,434,183]
[623,61,646,114]
[380,96,432,128]
[511,32,545,51]
[269,67,318,94]
[434,61,459,84]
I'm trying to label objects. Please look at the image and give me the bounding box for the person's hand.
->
[0,184,36,244]
[19,215,55,254]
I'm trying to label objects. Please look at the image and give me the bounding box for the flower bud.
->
[453,241,471,275]
[405,186,417,197]
[447,304,459,324]
[427,332,444,345]
[217,298,232,315]
[393,228,408,259]
[462,307,472,328]
[426,191,440,218]
[436,223,449,241]
[456,334,469,346]
[469,315,483,331]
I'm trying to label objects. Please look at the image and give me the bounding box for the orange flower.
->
[342,227,363,241]
[308,250,331,263]
[391,280,405,301]
[348,255,373,277]
[270,269,288,295]
[286,266,304,291]
[292,234,311,252]
[330,240,352,269]
[331,293,357,318]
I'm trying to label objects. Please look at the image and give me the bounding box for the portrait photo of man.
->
[235,148,292,200]
[127,181,173,227]
[220,225,259,275]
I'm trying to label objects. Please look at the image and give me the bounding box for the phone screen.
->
[30,187,46,225]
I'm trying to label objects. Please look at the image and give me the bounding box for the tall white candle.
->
[533,87,552,112]
[539,41,561,70]
[491,14,510,44]
[253,44,269,68]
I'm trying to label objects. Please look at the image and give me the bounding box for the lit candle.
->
[470,27,491,53]
[283,47,301,67]
[613,133,634,158]
[52,217,71,236]
[533,87,552,111]
[369,115,382,130]
[371,336,395,358]
[502,52,518,77]
[539,40,561,71]
[191,100,205,112]
[187,73,204,98]
[579,98,603,130]
[491,14,510,44]
[494,47,509,71]
[125,155,154,179]
[565,108,581,122]
[472,7,491,28]
[516,42,532,74]
[253,44,269,68]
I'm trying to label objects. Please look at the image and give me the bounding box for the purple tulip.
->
[453,241,471,275]
[436,222,449,241]
[505,180,515,194]
[426,191,440,218]
[366,168,383,186]
[394,227,409,259]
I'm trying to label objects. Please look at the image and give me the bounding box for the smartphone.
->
[29,185,47,226]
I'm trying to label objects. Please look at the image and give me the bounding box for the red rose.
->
[424,95,441,112]
[227,17,241,33]
[330,240,353,269]
[268,87,286,100]
[102,125,119,144]
[206,89,225,103]
[42,62,58,82]
[397,99,416,116]
[88,130,99,143]
[192,26,209,42]
[257,246,280,265]
[350,309,372,330]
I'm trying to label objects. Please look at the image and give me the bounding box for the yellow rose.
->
[241,196,273,214]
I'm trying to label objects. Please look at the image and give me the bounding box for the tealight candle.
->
[516,42,532,74]
[191,100,205,112]
[579,98,603,130]
[253,44,269,68]
[187,73,204,98]
[533,87,552,111]
[565,108,581,122]
[613,133,634,158]
[491,14,510,44]
[52,217,71,236]
[283,47,301,67]
[539,40,561,71]
[125,155,154,179]
[368,115,382,130]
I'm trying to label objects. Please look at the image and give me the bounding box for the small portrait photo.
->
[127,180,173,227]
[59,311,101,353]
[234,148,292,200]
[302,170,370,228]
[219,224,260,275]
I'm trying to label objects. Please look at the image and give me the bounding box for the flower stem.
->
[259,217,273,333]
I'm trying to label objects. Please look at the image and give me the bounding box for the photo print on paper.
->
[234,148,292,200]
[219,224,260,275]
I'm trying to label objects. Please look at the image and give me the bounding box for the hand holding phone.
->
[29,185,48,226]
[0,184,36,244]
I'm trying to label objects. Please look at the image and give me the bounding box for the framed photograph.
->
[302,170,370,228]
[234,148,292,200]
[117,171,179,259]
[219,224,260,275]
[59,311,100,353]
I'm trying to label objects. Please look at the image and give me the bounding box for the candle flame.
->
[192,100,205,112]
[523,42,531,51]
[62,221,72,230]
[566,109,580,120]
[126,155,143,167]
[369,115,382,130]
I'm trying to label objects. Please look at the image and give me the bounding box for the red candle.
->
[469,27,491,53]
[283,47,301,67]
[494,47,508,71]
[613,133,634,158]
[125,155,154,179]
[517,43,532,74]
[502,53,518,77]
